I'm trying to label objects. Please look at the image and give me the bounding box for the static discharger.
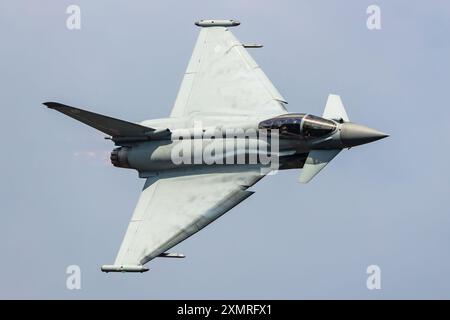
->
[243,43,263,48]
[158,252,186,258]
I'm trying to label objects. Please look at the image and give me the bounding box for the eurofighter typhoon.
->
[44,20,388,272]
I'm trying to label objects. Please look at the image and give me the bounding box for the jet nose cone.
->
[340,123,389,148]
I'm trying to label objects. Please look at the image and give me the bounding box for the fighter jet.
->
[44,20,388,273]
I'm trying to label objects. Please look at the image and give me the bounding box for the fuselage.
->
[110,113,346,176]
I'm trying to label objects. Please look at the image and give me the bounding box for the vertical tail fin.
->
[322,94,349,122]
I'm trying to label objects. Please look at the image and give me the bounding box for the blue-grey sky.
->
[1,0,450,299]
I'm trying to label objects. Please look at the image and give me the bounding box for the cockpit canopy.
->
[258,113,337,139]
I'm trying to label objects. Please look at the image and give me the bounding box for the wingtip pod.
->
[101,265,149,273]
[195,19,240,27]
